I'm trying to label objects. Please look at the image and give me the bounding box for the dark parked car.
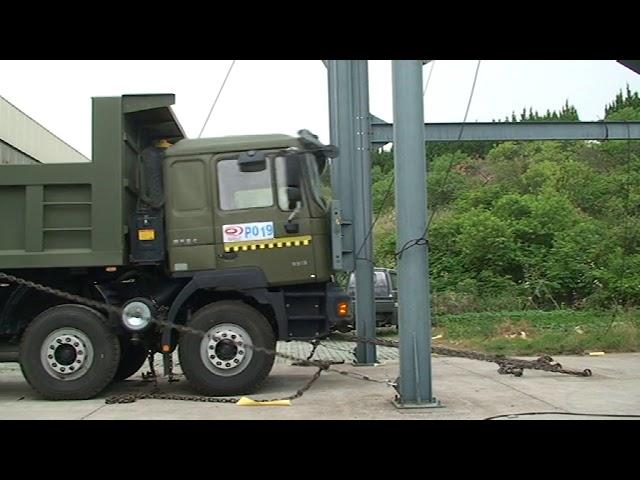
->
[332,268,398,332]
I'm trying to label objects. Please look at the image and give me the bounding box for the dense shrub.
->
[368,87,640,312]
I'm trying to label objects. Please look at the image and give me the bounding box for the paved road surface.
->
[0,339,637,420]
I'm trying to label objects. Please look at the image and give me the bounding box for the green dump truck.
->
[0,94,351,400]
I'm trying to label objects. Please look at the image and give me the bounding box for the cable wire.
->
[423,60,436,97]
[354,173,395,262]
[485,411,640,420]
[354,60,442,263]
[426,58,482,230]
[395,59,482,260]
[198,60,237,138]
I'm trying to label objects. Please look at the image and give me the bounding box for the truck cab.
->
[162,134,333,285]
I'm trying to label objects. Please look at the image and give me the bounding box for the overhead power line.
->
[425,59,481,230]
[423,61,436,97]
[353,59,483,264]
[395,60,482,260]
[355,61,439,262]
[460,60,482,134]
[356,60,441,262]
[198,60,237,138]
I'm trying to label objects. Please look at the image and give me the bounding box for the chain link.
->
[106,389,240,404]
[0,272,330,367]
[104,367,329,404]
[0,271,592,407]
[0,272,333,404]
[332,332,593,377]
[332,368,395,386]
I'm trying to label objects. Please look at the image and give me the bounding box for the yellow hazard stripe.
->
[224,235,312,253]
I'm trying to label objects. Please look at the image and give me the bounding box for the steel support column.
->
[327,60,355,272]
[327,60,377,364]
[391,60,437,407]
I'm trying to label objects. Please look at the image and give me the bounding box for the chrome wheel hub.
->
[200,324,253,377]
[40,328,94,381]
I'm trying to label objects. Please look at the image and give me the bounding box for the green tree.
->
[367,88,640,310]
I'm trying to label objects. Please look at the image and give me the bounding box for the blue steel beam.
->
[370,120,640,146]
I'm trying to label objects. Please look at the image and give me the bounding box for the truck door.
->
[210,152,317,286]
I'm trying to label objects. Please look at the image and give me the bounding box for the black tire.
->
[19,304,121,400]
[383,313,395,327]
[113,341,148,382]
[178,301,276,396]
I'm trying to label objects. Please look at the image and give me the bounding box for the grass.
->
[379,309,640,356]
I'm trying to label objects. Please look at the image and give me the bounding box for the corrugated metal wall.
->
[0,138,38,164]
[0,95,89,164]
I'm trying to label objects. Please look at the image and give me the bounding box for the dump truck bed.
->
[0,95,184,269]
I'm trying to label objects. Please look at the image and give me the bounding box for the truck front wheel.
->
[19,304,121,400]
[178,301,276,396]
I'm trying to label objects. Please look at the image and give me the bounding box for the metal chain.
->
[0,271,592,407]
[292,339,321,366]
[106,389,240,404]
[278,366,328,401]
[305,339,321,361]
[0,272,330,367]
[0,272,333,404]
[104,367,328,404]
[0,273,397,403]
[332,368,395,386]
[332,332,593,377]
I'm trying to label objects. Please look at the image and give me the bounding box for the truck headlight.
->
[122,299,153,332]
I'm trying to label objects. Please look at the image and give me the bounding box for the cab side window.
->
[217,158,273,210]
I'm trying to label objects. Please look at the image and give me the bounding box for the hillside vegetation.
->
[370,86,640,314]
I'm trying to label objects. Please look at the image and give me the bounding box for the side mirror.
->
[286,187,302,203]
[297,130,339,158]
[323,144,339,159]
[238,150,267,172]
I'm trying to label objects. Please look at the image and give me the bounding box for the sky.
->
[1,60,639,159]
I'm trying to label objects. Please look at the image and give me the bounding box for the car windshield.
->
[389,271,397,290]
[347,271,389,297]
[374,272,388,296]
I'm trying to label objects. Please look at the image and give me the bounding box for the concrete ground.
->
[0,339,638,419]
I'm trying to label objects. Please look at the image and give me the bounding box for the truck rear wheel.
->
[19,304,121,400]
[178,301,276,396]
